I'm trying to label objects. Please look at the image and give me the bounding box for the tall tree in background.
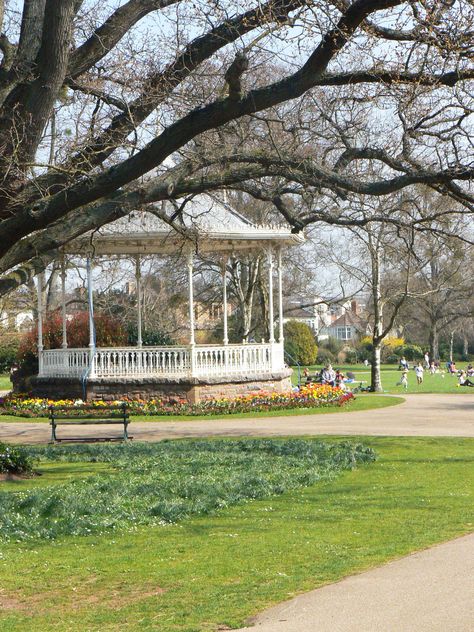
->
[403,235,474,359]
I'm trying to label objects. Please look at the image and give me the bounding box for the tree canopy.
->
[0,0,473,296]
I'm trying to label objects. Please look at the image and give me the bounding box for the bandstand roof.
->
[66,194,304,256]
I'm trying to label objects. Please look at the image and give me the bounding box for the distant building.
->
[0,310,34,331]
[321,310,371,341]
[282,297,331,336]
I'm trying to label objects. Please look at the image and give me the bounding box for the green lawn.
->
[0,373,11,390]
[293,364,473,394]
[0,436,472,631]
[0,394,403,423]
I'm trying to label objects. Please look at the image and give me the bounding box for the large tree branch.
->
[17,0,312,207]
[0,0,77,164]
[0,0,404,250]
[316,68,474,87]
[68,0,180,79]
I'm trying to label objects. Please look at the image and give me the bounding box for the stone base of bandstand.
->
[28,370,293,403]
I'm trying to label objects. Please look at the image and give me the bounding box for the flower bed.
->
[0,384,353,418]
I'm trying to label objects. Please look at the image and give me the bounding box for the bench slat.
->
[51,420,128,425]
[51,436,133,443]
[50,414,129,420]
[49,405,126,412]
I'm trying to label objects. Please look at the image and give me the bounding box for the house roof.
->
[330,311,367,330]
[66,194,304,256]
[285,307,316,319]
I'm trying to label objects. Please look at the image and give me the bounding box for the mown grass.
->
[294,364,474,394]
[0,440,374,541]
[0,394,403,423]
[0,436,472,632]
[0,373,11,390]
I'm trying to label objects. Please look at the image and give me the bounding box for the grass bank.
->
[0,436,472,631]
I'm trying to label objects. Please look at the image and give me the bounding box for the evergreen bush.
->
[284,321,317,365]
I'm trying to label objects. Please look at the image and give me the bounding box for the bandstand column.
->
[86,257,96,376]
[277,248,284,343]
[37,272,44,376]
[61,256,68,349]
[267,248,275,343]
[187,252,195,345]
[222,257,228,345]
[135,256,143,348]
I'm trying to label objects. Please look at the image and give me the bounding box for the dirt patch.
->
[0,583,167,615]
[0,471,40,482]
[0,589,26,611]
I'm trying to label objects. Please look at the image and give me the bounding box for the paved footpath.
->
[236,534,474,632]
[1,393,473,444]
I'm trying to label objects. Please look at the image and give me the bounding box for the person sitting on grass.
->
[467,364,474,377]
[335,370,345,389]
[321,364,336,386]
[458,370,474,387]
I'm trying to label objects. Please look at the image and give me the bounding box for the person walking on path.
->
[415,363,424,385]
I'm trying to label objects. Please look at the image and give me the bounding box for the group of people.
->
[303,365,351,389]
[397,354,474,389]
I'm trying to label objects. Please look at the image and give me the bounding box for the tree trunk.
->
[449,331,454,362]
[429,325,439,360]
[242,300,253,341]
[257,271,269,341]
[462,333,469,359]
[371,343,383,392]
[370,237,384,392]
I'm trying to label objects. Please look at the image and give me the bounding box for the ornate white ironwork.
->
[40,343,284,380]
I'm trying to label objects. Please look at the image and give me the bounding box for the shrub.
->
[386,354,399,364]
[317,349,334,365]
[127,324,175,346]
[381,337,405,362]
[344,348,359,364]
[17,311,128,373]
[284,321,317,365]
[395,343,423,361]
[0,442,33,475]
[0,336,20,373]
[321,336,344,355]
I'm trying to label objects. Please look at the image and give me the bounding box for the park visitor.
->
[397,368,409,390]
[458,371,474,387]
[415,363,424,384]
[321,364,336,386]
[399,356,409,370]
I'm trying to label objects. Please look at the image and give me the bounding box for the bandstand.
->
[31,196,304,402]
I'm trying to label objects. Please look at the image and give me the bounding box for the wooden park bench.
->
[49,403,131,443]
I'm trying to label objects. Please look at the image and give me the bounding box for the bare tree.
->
[0,0,473,298]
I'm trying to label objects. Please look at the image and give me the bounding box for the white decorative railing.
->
[39,343,285,380]
[42,348,91,378]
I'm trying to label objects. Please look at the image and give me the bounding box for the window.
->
[336,326,352,340]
